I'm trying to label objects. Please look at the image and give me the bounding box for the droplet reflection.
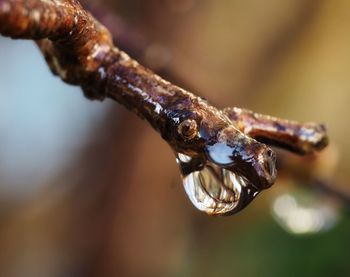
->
[206,142,234,165]
[176,153,258,215]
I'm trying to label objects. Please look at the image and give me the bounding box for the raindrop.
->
[176,153,259,215]
[271,189,339,235]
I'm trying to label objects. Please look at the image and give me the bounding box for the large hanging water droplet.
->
[176,153,259,215]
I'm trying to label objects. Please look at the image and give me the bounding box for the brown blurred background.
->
[0,0,350,276]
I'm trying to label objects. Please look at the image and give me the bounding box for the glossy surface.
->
[224,107,328,155]
[177,153,258,215]
[0,0,329,216]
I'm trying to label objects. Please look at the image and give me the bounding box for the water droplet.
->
[271,189,339,235]
[176,153,259,215]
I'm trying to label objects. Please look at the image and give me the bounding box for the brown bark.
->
[0,0,328,215]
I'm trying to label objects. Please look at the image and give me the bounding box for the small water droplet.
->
[177,153,192,163]
[271,189,339,235]
[176,153,259,215]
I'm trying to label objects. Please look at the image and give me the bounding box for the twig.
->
[0,0,328,215]
[225,107,328,155]
[311,179,350,210]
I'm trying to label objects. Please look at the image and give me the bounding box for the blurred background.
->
[0,0,350,276]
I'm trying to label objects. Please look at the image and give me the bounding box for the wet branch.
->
[0,0,330,214]
[0,0,327,151]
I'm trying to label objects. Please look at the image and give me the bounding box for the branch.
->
[224,107,328,155]
[0,0,328,215]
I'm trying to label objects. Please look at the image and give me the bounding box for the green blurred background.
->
[0,0,350,276]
